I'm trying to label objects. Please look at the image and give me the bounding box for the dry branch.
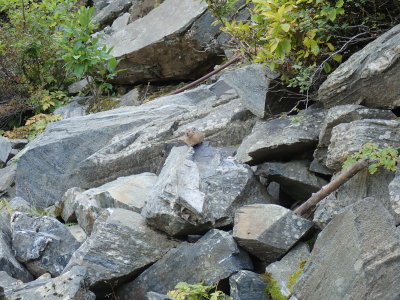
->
[167,55,241,96]
[294,158,371,217]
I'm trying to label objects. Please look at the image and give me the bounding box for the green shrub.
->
[167,282,233,300]
[205,0,400,92]
[342,143,398,174]
[58,6,122,101]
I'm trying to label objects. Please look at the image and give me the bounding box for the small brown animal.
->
[183,127,204,147]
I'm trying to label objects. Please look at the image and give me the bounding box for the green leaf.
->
[323,62,332,73]
[281,23,290,32]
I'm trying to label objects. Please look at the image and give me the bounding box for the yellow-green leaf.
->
[281,23,290,32]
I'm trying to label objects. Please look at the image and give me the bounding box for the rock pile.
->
[1,2,400,299]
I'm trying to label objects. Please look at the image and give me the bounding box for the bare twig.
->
[294,158,372,217]
[305,31,368,108]
[167,55,242,96]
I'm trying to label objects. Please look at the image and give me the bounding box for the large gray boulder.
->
[0,215,33,282]
[233,204,313,262]
[236,108,326,165]
[318,24,400,109]
[256,160,328,202]
[15,79,256,208]
[314,105,395,166]
[326,119,400,170]
[314,168,395,228]
[11,213,81,277]
[63,208,177,291]
[104,0,223,84]
[117,229,253,300]
[142,143,272,236]
[1,266,95,300]
[293,197,400,300]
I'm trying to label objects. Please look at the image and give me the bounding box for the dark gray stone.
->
[257,160,328,202]
[220,64,278,118]
[314,105,395,166]
[117,88,141,107]
[236,108,326,165]
[326,119,400,170]
[142,144,272,236]
[16,80,255,208]
[67,79,90,94]
[318,24,400,109]
[293,197,400,300]
[117,229,253,300]
[2,266,95,300]
[309,159,333,176]
[229,270,268,300]
[9,139,28,150]
[104,0,223,84]
[63,208,177,290]
[53,100,87,119]
[314,168,395,228]
[93,0,133,28]
[11,213,80,277]
[233,204,313,262]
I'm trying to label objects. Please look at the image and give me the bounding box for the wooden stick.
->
[294,158,371,217]
[167,55,242,96]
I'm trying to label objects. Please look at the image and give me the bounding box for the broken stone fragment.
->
[11,212,80,277]
[233,204,314,263]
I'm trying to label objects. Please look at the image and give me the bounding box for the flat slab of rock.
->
[326,119,400,170]
[257,160,328,202]
[318,24,400,109]
[233,204,313,262]
[293,197,400,300]
[104,0,222,84]
[11,213,80,277]
[117,229,253,300]
[63,208,177,291]
[2,266,95,300]
[142,144,272,236]
[229,270,268,300]
[16,80,255,208]
[314,168,395,228]
[236,108,326,165]
[314,105,395,166]
[0,164,16,193]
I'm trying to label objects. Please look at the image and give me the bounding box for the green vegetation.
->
[0,198,12,216]
[0,0,121,136]
[205,0,400,93]
[167,282,233,300]
[342,143,398,174]
[58,6,122,100]
[3,114,62,140]
[261,260,307,300]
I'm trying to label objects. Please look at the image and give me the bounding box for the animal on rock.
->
[183,127,204,147]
